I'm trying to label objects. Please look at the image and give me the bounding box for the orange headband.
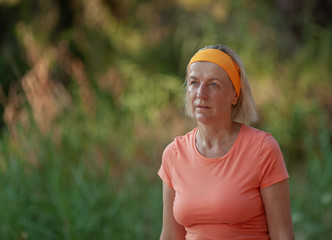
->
[188,49,241,97]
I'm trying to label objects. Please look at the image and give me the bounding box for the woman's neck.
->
[196,121,241,157]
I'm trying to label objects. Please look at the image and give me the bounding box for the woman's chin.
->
[194,113,213,124]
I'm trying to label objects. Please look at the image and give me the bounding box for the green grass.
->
[0,123,163,240]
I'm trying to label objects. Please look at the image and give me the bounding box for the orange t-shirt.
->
[158,124,289,240]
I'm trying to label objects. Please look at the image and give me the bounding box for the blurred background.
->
[0,0,331,239]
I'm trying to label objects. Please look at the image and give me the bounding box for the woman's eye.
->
[190,81,198,85]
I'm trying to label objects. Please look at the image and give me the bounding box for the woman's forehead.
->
[188,61,229,79]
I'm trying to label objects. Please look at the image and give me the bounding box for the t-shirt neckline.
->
[192,123,244,161]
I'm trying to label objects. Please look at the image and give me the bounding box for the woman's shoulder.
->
[174,128,197,143]
[164,128,197,154]
[242,124,272,139]
[241,124,280,149]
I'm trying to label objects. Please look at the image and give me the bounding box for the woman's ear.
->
[231,92,239,105]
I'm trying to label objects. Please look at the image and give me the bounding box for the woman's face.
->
[187,61,238,124]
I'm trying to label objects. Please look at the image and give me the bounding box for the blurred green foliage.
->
[0,0,331,239]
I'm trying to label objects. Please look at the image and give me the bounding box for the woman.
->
[158,44,294,240]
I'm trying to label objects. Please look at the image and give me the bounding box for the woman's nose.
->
[197,84,208,99]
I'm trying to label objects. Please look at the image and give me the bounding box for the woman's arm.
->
[261,179,295,240]
[160,182,186,240]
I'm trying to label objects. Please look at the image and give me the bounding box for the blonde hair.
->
[185,44,258,124]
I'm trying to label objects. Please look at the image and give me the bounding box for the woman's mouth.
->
[195,105,210,109]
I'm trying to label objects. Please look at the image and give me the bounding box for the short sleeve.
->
[259,134,289,189]
[158,142,175,189]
